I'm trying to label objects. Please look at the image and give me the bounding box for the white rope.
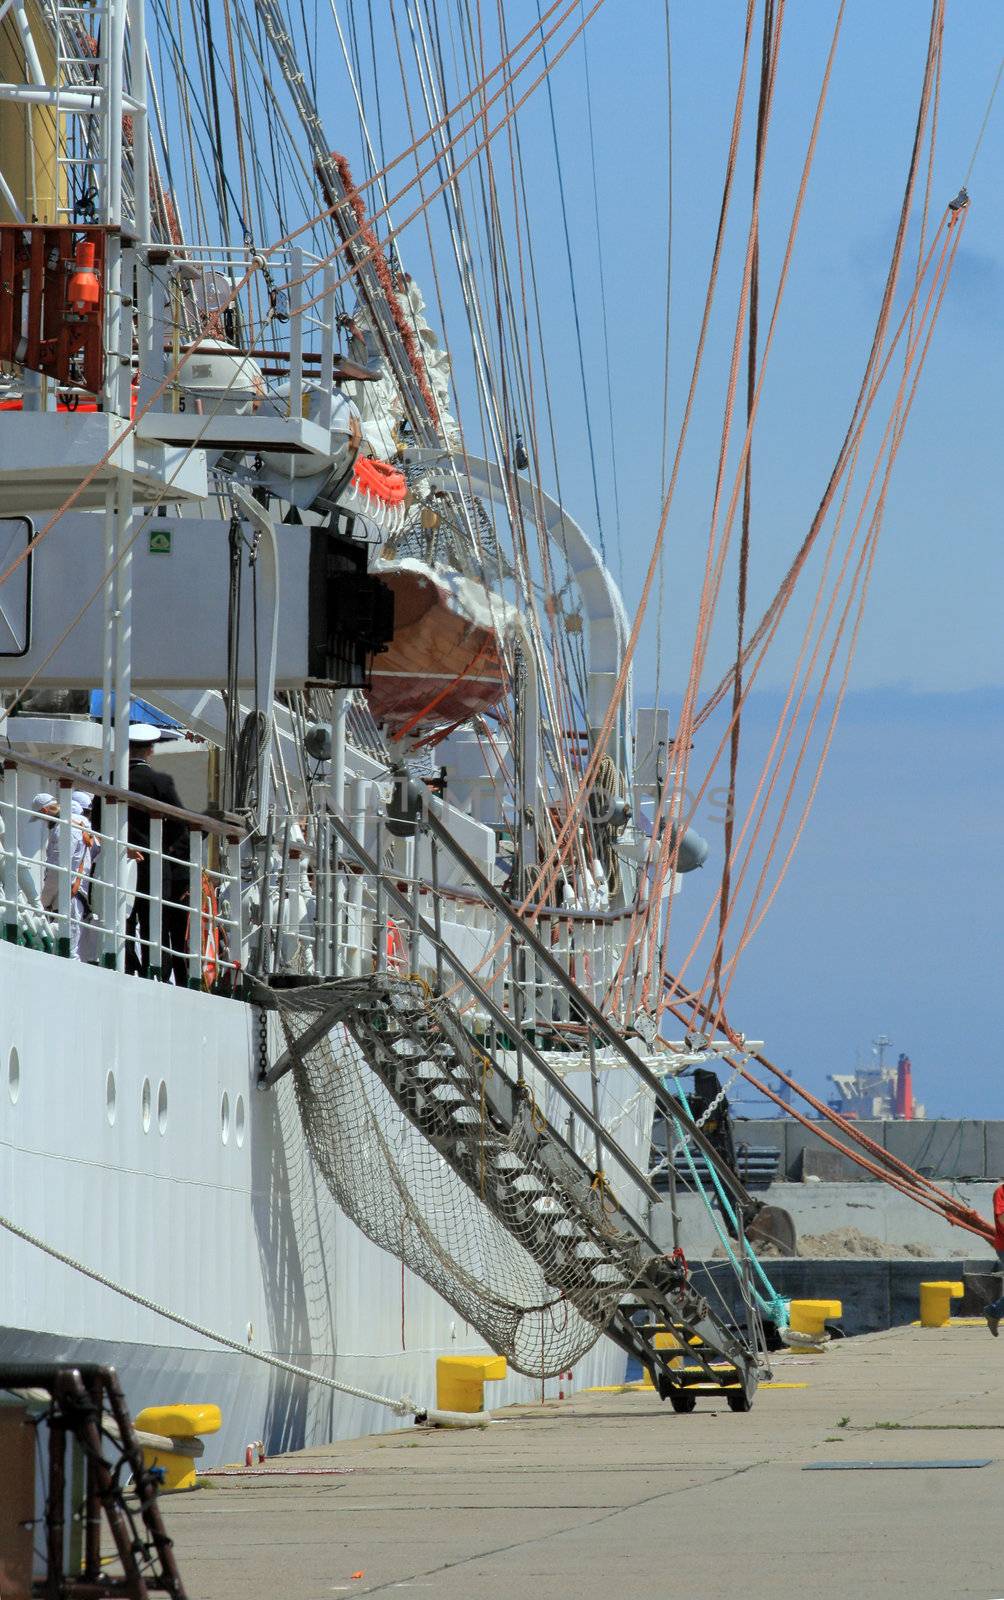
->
[0,1210,416,1417]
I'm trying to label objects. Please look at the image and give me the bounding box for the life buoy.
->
[385,917,406,971]
[201,873,220,987]
[184,872,221,988]
[353,455,407,505]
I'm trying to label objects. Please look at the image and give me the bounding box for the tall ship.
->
[0,0,987,1469]
[0,0,777,1456]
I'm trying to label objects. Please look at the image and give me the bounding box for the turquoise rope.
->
[667,1081,789,1327]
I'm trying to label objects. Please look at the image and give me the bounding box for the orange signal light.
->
[67,239,100,315]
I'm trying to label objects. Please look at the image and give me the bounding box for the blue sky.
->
[324,4,1004,1114]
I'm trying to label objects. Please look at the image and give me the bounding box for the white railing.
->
[0,755,244,988]
[0,758,637,1030]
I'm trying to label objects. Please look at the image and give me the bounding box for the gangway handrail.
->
[422,796,754,1211]
[318,802,751,1214]
[276,813,663,1225]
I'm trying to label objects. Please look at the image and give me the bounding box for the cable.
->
[0,1208,418,1416]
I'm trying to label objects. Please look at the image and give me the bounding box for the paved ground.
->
[165,1323,1004,1599]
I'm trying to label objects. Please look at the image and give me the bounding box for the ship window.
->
[235,1094,246,1149]
[221,1091,230,1145]
[141,1078,152,1134]
[7,1046,20,1105]
[157,1080,168,1136]
[105,1070,116,1126]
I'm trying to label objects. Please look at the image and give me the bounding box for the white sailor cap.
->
[128,723,161,744]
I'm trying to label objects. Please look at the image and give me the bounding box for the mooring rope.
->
[0,1209,420,1416]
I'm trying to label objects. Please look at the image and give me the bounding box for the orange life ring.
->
[385,918,406,971]
[184,871,221,988]
[353,455,407,505]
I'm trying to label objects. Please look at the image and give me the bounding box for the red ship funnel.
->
[895,1053,914,1120]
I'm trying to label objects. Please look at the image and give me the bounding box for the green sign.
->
[148,527,172,555]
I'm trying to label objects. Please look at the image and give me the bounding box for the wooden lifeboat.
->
[366,558,507,735]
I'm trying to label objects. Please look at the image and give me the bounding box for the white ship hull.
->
[0,941,626,1461]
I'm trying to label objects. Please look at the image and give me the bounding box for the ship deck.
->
[166,1321,1004,1599]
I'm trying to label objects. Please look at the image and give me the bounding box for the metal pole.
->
[148,814,163,976]
[588,1034,603,1175]
[430,834,444,991]
[373,817,385,973]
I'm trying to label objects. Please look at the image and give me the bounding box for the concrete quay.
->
[166,1323,1004,1600]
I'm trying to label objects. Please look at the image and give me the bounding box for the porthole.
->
[105,1070,117,1126]
[157,1080,168,1135]
[235,1094,246,1149]
[141,1077,152,1134]
[220,1091,230,1145]
[7,1046,20,1105]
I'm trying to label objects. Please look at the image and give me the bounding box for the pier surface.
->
[167,1323,1004,1599]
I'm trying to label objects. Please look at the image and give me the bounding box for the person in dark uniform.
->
[124,725,191,983]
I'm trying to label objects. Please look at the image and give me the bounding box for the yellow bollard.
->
[435,1355,507,1413]
[919,1280,965,1328]
[788,1299,843,1341]
[134,1403,222,1492]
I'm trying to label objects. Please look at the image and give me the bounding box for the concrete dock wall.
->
[690,1257,1002,1337]
[731,1118,1004,1182]
[652,1181,999,1260]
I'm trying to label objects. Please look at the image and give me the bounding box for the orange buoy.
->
[67,239,100,314]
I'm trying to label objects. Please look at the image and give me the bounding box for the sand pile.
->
[795,1226,935,1260]
[714,1226,943,1260]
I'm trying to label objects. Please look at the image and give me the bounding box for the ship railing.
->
[265,803,634,1033]
[132,239,340,437]
[0,754,246,987]
[0,755,636,1029]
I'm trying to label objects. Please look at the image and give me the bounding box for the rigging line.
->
[330,0,394,219]
[510,115,593,734]
[511,0,758,933]
[365,0,387,178]
[579,0,622,586]
[272,0,609,287]
[0,1209,422,1416]
[712,0,774,1008]
[963,51,1004,186]
[659,986,992,1235]
[221,0,255,243]
[458,0,586,824]
[663,210,950,1017]
[694,0,947,733]
[388,0,539,755]
[151,0,247,230]
[534,0,606,563]
[199,0,233,233]
[613,0,781,1011]
[653,0,673,723]
[708,210,966,1010]
[668,218,955,1024]
[695,64,948,1029]
[446,0,762,1002]
[641,0,786,1002]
